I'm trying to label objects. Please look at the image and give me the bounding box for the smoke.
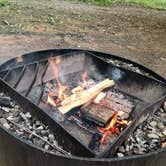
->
[109,68,125,81]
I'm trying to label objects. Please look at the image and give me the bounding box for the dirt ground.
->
[0,0,166,78]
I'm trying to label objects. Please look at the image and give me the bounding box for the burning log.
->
[97,112,128,143]
[98,91,134,119]
[82,103,116,125]
[58,79,115,114]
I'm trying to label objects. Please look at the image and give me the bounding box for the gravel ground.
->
[117,105,166,157]
[0,93,70,156]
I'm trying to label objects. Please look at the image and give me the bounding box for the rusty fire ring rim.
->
[0,48,166,162]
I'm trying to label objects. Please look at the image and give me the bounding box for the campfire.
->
[44,56,132,150]
[0,49,165,160]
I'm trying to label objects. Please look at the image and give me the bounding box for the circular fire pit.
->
[0,49,166,166]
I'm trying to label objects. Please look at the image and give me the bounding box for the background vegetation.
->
[0,0,10,6]
[1,0,166,9]
[76,0,166,9]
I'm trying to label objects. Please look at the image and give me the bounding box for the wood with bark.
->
[58,79,115,114]
[82,103,116,125]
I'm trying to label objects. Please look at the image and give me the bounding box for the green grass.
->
[75,0,166,9]
[0,0,10,7]
[127,0,166,9]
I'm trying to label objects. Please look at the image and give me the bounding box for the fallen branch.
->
[7,119,69,156]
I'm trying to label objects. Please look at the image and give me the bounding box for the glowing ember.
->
[94,92,106,104]
[97,112,128,143]
[47,92,61,107]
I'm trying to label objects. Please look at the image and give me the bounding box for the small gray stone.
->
[147,125,154,130]
[0,118,7,124]
[150,121,157,127]
[16,130,24,136]
[160,108,164,113]
[25,112,32,119]
[162,129,166,136]
[2,107,10,113]
[157,122,164,130]
[3,122,10,129]
[44,144,50,150]
[125,145,130,152]
[151,139,159,143]
[134,148,146,154]
[14,105,19,109]
[48,134,55,142]
[19,112,26,120]
[136,137,142,143]
[37,126,44,130]
[119,146,125,153]
[7,116,13,121]
[117,153,124,157]
[148,133,160,139]
[35,121,40,126]
[41,130,48,136]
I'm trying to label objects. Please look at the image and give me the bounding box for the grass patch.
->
[127,0,166,10]
[75,0,166,9]
[0,0,10,7]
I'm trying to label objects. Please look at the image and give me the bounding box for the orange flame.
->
[97,111,128,143]
[80,71,87,89]
[47,92,57,107]
[48,58,87,106]
[49,56,67,101]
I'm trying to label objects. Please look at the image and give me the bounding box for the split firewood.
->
[81,92,106,109]
[81,96,97,109]
[58,79,115,114]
